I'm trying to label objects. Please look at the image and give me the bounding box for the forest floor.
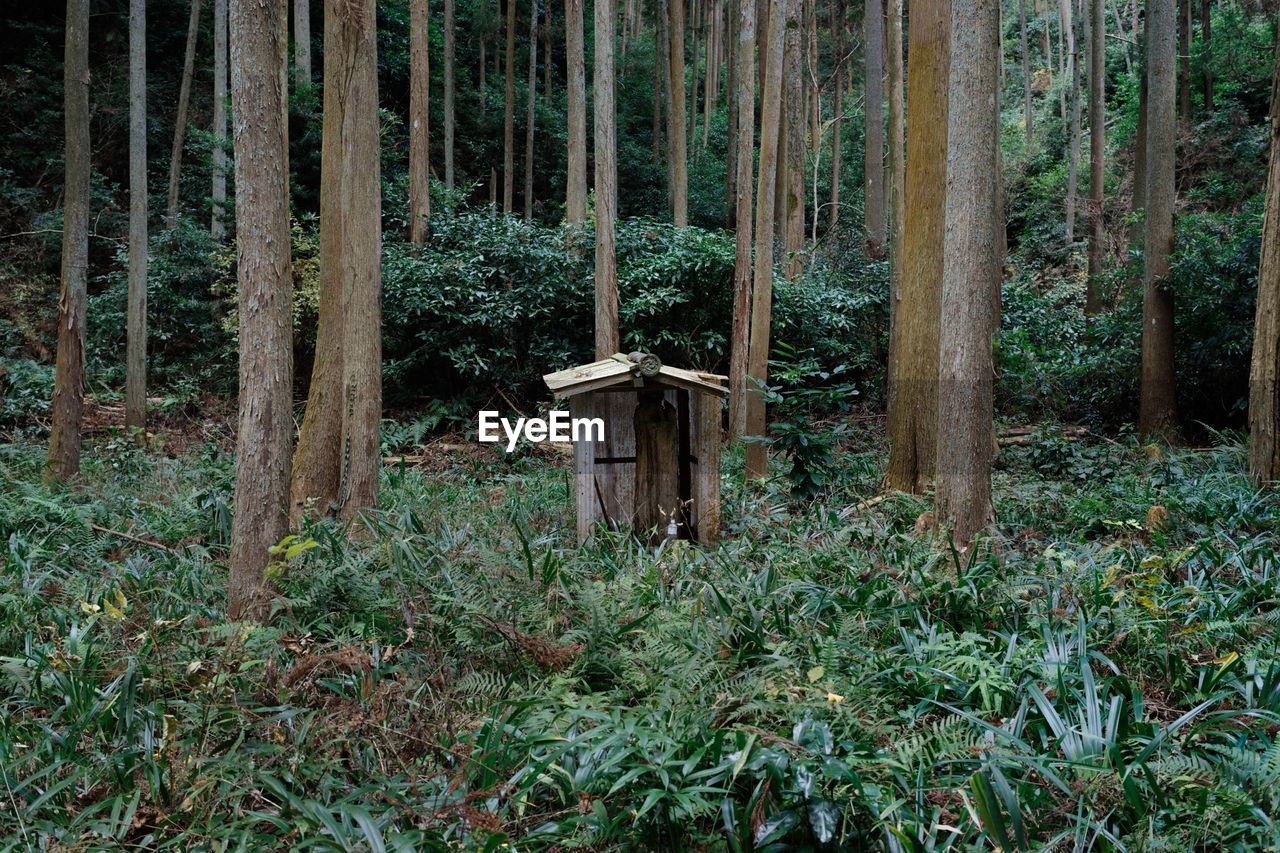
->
[2,418,1279,849]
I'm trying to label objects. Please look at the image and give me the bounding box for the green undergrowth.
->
[1,428,1278,850]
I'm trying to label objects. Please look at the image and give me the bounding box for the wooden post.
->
[692,391,722,543]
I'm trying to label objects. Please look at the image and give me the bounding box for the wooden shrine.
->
[544,352,727,544]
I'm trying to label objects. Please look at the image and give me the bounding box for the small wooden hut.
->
[544,353,727,545]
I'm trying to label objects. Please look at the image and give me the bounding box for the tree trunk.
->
[670,0,689,225]
[291,0,348,521]
[565,0,588,222]
[1086,0,1105,310]
[936,0,998,551]
[1178,0,1191,131]
[726,0,738,224]
[1064,0,1081,245]
[1109,0,1133,75]
[884,0,948,494]
[864,0,886,258]
[657,0,675,193]
[336,0,382,520]
[781,0,804,277]
[1139,0,1179,440]
[504,0,517,213]
[410,0,431,244]
[295,0,311,87]
[48,0,91,483]
[702,0,718,149]
[829,0,845,231]
[212,0,229,239]
[1249,37,1280,485]
[728,0,756,439]
[690,0,701,158]
[1056,2,1067,119]
[444,0,455,191]
[127,0,147,431]
[544,3,552,96]
[166,0,203,229]
[743,0,789,480]
[1131,49,1147,262]
[1020,0,1033,147]
[227,0,293,620]
[525,0,537,220]
[1201,0,1213,113]
[594,0,619,356]
[887,0,905,343]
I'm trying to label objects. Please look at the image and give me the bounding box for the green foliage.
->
[3,419,1277,848]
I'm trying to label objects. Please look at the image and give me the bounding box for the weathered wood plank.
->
[571,393,599,543]
[692,391,722,544]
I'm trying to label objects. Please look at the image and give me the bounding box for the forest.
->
[2,0,1280,847]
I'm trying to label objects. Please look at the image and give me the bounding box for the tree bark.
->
[127,0,147,431]
[1139,0,1179,440]
[212,0,229,240]
[1249,36,1280,485]
[1064,0,1081,244]
[1086,0,1106,310]
[336,0,382,520]
[1178,0,1191,131]
[936,0,998,551]
[565,0,588,222]
[594,0,619,356]
[48,0,91,483]
[887,0,905,332]
[829,0,844,231]
[728,0,756,439]
[743,0,789,480]
[1020,0,1033,147]
[444,0,456,191]
[1131,47,1147,263]
[295,0,312,87]
[166,0,204,229]
[885,0,948,493]
[1201,0,1212,113]
[670,0,690,225]
[504,0,517,213]
[228,0,293,620]
[524,0,537,220]
[781,0,804,277]
[410,0,431,244]
[291,0,348,521]
[864,0,886,257]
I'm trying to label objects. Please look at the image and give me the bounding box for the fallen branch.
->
[90,524,174,553]
[838,493,889,519]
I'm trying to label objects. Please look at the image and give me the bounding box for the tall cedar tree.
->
[166,0,202,229]
[444,0,456,190]
[227,0,293,619]
[886,0,905,369]
[212,0,228,239]
[670,0,689,224]
[337,0,383,519]
[780,0,804,277]
[1063,0,1081,243]
[1248,37,1280,485]
[296,0,312,85]
[728,0,756,439]
[1020,0,1033,146]
[48,0,90,483]
[743,0,789,480]
[864,0,886,258]
[565,0,588,222]
[885,0,949,493]
[828,0,844,230]
[410,0,431,245]
[504,0,516,212]
[1140,0,1180,439]
[127,0,147,430]
[1086,0,1105,311]
[524,0,537,220]
[936,0,999,550]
